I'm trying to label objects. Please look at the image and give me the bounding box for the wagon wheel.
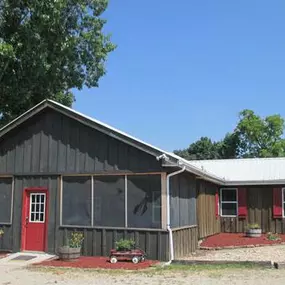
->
[110,256,118,264]
[132,256,139,264]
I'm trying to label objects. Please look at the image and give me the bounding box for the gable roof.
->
[188,157,285,185]
[0,99,224,185]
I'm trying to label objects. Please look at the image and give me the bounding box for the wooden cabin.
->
[0,100,284,261]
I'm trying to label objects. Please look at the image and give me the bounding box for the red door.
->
[21,188,48,251]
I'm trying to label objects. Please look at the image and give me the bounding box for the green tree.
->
[0,0,115,126]
[174,134,238,160]
[175,109,285,160]
[235,109,285,157]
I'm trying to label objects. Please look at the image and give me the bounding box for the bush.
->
[267,232,281,241]
[246,223,260,230]
[115,239,135,251]
[68,231,84,248]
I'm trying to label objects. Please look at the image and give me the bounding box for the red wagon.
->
[109,248,146,264]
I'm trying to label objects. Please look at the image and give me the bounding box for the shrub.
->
[246,223,260,230]
[267,232,281,241]
[68,231,84,248]
[115,239,135,251]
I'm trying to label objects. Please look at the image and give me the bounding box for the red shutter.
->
[238,188,247,218]
[273,188,282,218]
[215,189,219,218]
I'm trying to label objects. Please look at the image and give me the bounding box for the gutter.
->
[164,165,186,265]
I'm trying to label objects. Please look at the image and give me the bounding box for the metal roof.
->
[187,157,285,185]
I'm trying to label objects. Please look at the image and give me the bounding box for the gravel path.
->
[1,265,285,285]
[183,245,285,262]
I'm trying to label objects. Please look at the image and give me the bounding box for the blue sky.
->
[74,0,285,152]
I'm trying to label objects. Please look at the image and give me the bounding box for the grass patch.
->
[30,261,267,275]
[161,262,265,271]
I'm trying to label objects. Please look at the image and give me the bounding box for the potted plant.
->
[245,223,262,237]
[57,231,84,261]
[115,238,135,251]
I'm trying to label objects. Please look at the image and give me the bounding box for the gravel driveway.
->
[2,265,285,285]
[182,245,285,262]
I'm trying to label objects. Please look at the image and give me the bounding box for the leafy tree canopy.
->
[174,110,285,160]
[0,0,115,126]
[235,109,285,158]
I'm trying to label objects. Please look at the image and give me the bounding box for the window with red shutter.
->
[238,188,247,218]
[273,188,282,218]
[220,188,237,217]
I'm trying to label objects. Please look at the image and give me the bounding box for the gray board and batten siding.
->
[0,108,163,175]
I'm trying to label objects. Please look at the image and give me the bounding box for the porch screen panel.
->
[93,176,125,227]
[127,175,161,229]
[0,178,12,223]
[62,176,91,226]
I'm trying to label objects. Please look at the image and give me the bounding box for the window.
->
[127,175,161,228]
[29,193,45,222]
[220,188,238,217]
[62,176,91,226]
[60,174,162,229]
[93,176,125,227]
[0,178,13,224]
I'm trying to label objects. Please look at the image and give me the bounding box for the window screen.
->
[62,176,91,226]
[127,175,161,228]
[220,188,237,217]
[93,176,125,227]
[0,178,12,223]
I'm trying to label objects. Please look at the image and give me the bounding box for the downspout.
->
[165,165,186,265]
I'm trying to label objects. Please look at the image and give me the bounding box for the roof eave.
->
[224,179,285,186]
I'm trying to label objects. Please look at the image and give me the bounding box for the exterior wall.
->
[220,185,285,234]
[172,226,198,259]
[197,180,220,239]
[0,108,162,175]
[59,227,169,261]
[169,172,197,228]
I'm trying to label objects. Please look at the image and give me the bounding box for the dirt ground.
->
[2,265,285,285]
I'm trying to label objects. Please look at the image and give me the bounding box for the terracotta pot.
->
[58,246,81,261]
[245,228,262,238]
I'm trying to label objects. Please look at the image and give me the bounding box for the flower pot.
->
[58,246,81,261]
[245,228,262,238]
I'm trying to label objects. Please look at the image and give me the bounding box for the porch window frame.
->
[60,173,163,229]
[219,188,238,217]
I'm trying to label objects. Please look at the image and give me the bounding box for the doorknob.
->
[25,216,28,225]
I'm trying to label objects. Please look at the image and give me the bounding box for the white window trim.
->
[29,193,46,223]
[220,188,238,217]
[282,188,285,218]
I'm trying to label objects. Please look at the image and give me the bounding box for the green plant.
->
[267,232,281,241]
[115,239,135,251]
[0,228,4,237]
[68,231,84,248]
[246,223,260,230]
